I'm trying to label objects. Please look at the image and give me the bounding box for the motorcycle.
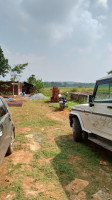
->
[59,96,68,110]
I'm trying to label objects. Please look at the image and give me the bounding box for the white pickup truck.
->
[69,75,112,151]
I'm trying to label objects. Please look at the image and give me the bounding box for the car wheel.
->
[7,129,14,155]
[72,118,82,142]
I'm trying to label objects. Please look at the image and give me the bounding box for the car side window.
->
[0,99,7,119]
[94,82,112,101]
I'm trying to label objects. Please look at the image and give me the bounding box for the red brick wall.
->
[0,81,22,95]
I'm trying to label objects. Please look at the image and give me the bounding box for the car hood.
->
[71,103,89,112]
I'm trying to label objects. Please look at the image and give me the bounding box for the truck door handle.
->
[107,106,112,109]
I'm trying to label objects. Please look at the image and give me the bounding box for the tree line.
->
[44,82,94,88]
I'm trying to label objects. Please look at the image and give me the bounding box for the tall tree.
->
[10,63,28,81]
[0,46,10,77]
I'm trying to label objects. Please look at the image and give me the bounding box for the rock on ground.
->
[92,190,112,200]
[66,178,89,194]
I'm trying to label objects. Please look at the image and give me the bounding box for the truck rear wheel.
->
[72,118,82,142]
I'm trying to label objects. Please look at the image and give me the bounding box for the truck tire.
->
[72,117,82,142]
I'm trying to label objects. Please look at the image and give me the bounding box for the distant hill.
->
[44,82,95,88]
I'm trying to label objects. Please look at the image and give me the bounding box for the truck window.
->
[94,82,112,101]
[0,99,7,119]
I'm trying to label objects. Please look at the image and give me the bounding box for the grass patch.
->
[7,98,112,200]
[10,181,24,200]
[19,112,62,127]
[0,186,4,194]
[42,149,60,158]
[8,162,23,175]
[42,87,94,97]
[15,133,28,144]
[49,99,86,110]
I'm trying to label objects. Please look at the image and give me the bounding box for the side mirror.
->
[87,95,94,107]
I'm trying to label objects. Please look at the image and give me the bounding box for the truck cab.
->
[69,75,112,151]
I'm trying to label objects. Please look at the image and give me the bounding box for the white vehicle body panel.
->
[70,75,112,142]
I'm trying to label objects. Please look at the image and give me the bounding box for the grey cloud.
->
[21,0,77,24]
[0,0,112,82]
[19,0,103,47]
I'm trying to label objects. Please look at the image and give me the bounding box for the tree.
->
[1,84,10,95]
[0,46,10,77]
[108,70,112,75]
[10,63,28,81]
[27,74,44,92]
[34,79,44,93]
[27,74,36,85]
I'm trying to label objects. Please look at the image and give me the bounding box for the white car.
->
[69,75,112,151]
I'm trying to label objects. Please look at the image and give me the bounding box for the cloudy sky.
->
[0,0,112,82]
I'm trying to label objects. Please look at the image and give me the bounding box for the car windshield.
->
[94,81,112,101]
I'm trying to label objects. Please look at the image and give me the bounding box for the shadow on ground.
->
[51,134,112,199]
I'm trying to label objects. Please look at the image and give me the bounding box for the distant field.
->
[41,87,94,97]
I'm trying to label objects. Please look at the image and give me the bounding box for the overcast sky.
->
[0,0,112,82]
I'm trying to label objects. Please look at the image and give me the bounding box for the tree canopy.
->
[108,70,112,75]
[27,74,44,92]
[34,79,44,93]
[10,63,28,81]
[27,74,36,85]
[0,46,10,77]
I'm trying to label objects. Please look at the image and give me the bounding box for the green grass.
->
[19,111,62,127]
[42,87,94,97]
[2,99,111,200]
[49,99,85,110]
[10,181,24,200]
[15,133,29,144]
[8,162,23,175]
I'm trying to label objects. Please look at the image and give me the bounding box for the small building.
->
[22,82,34,94]
[0,81,22,95]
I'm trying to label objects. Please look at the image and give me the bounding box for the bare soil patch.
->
[25,134,41,151]
[70,191,87,200]
[23,176,44,198]
[46,113,64,122]
[16,126,31,133]
[23,176,56,198]
[1,192,16,200]
[10,150,33,165]
[59,109,71,116]
[92,190,112,200]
